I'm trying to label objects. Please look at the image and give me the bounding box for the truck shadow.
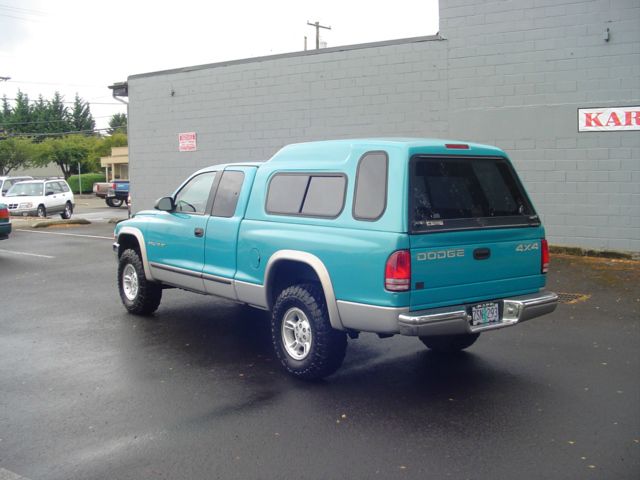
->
[123,294,544,432]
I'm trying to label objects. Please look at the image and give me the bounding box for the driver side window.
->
[174,172,216,213]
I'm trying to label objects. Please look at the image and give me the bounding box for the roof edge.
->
[128,34,444,81]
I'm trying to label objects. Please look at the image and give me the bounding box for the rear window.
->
[410,156,538,233]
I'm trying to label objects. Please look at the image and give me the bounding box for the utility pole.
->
[307,21,331,49]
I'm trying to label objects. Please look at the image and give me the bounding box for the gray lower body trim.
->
[149,262,206,293]
[337,301,408,334]
[235,280,268,309]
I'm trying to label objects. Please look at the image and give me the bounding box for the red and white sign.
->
[178,132,197,151]
[578,106,640,132]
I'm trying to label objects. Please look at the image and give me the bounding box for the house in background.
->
[100,146,129,180]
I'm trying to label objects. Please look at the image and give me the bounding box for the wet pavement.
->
[0,214,638,479]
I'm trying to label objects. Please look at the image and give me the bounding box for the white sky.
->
[0,0,439,130]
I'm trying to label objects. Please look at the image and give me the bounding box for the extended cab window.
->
[174,172,216,214]
[353,151,388,221]
[212,171,245,217]
[266,173,346,218]
[411,156,538,233]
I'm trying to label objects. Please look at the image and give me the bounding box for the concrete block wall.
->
[128,0,640,252]
[440,0,640,252]
[129,37,449,209]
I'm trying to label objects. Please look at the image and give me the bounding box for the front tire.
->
[118,248,162,315]
[419,333,480,353]
[36,204,46,218]
[271,283,347,380]
[60,202,72,219]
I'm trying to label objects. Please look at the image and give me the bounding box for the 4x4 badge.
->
[515,242,539,252]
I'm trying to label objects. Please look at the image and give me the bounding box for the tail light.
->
[111,183,116,189]
[0,207,8,219]
[385,250,411,292]
[541,239,549,273]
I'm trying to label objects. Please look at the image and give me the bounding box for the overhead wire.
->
[2,127,118,138]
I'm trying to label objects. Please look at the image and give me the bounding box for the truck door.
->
[202,166,257,298]
[146,171,217,293]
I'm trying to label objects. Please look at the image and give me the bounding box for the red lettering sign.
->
[579,107,640,132]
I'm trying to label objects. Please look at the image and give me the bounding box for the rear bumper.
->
[397,290,558,337]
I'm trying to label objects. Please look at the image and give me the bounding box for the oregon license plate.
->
[471,302,500,326]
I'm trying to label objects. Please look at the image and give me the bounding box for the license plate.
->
[471,302,500,326]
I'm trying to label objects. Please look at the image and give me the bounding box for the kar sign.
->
[578,106,640,132]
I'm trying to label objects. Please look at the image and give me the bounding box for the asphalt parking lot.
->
[0,203,638,480]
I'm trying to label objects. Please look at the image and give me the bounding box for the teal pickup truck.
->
[113,139,558,379]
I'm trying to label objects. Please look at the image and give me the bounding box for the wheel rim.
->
[37,207,45,217]
[281,307,312,360]
[122,264,139,301]
[64,204,71,216]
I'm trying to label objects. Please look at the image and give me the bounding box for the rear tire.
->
[271,283,347,380]
[60,202,72,219]
[106,198,123,208]
[118,248,162,315]
[419,333,480,353]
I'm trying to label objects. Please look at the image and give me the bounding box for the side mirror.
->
[155,196,175,212]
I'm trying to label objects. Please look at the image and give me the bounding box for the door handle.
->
[473,248,491,260]
[194,228,204,238]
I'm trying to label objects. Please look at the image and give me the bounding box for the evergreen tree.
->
[108,113,127,135]
[71,94,96,133]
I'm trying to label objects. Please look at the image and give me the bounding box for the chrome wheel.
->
[122,263,139,301]
[281,307,312,360]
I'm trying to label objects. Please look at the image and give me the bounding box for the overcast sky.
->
[0,0,439,130]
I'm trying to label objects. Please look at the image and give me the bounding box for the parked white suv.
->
[4,179,75,219]
[0,176,33,199]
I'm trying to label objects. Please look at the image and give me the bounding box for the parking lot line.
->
[15,229,113,240]
[0,248,55,259]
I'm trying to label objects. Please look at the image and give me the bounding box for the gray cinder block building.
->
[125,0,640,253]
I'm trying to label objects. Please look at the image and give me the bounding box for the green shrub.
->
[67,173,106,194]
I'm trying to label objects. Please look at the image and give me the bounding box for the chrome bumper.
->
[397,291,558,337]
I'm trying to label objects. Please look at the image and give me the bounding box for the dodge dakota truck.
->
[113,139,558,379]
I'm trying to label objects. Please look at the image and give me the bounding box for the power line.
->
[5,79,109,89]
[2,127,118,138]
[1,97,124,106]
[0,115,117,127]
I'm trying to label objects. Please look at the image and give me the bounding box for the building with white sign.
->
[123,0,639,253]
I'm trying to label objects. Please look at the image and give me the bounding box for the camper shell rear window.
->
[410,155,539,233]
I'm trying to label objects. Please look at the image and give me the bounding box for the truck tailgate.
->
[409,227,546,310]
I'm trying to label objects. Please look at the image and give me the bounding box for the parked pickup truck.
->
[113,139,558,379]
[106,180,129,207]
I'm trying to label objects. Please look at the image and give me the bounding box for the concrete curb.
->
[29,218,92,228]
[550,245,638,261]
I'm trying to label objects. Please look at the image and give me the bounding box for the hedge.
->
[67,173,106,194]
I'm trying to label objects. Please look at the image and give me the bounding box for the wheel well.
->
[267,260,321,310]
[117,233,141,258]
